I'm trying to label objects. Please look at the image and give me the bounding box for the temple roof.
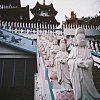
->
[30,15,60,25]
[0,0,21,7]
[64,11,84,25]
[30,2,58,16]
[30,2,60,25]
[0,28,37,55]
[0,5,30,21]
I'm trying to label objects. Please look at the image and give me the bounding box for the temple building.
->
[30,0,60,26]
[62,11,84,26]
[0,0,30,21]
[0,0,37,100]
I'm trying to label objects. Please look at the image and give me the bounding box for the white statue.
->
[87,40,91,49]
[50,36,59,66]
[68,27,100,100]
[91,41,95,50]
[95,41,99,52]
[47,34,53,58]
[43,35,49,52]
[55,39,72,90]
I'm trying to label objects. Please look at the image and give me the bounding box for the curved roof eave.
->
[30,1,58,15]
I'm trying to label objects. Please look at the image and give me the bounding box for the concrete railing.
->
[0,20,100,39]
[0,5,17,9]
[62,24,100,30]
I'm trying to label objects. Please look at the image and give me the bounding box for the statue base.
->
[56,90,74,100]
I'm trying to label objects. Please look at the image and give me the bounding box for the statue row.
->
[38,27,100,100]
[67,36,100,52]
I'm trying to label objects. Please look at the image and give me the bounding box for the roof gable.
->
[30,2,58,16]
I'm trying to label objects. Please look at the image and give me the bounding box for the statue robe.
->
[50,44,59,66]
[47,41,53,58]
[68,46,100,100]
[55,51,72,90]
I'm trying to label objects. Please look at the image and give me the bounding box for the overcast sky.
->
[21,0,100,24]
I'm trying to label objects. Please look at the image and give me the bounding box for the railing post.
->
[91,41,95,50]
[17,22,19,27]
[95,41,99,52]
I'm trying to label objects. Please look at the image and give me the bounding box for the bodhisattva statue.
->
[68,27,100,100]
[50,36,59,66]
[43,35,49,53]
[47,34,53,58]
[55,39,72,90]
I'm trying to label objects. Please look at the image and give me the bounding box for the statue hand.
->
[58,79,62,85]
[53,51,56,54]
[51,50,56,54]
[62,59,66,64]
[59,59,62,63]
[83,61,89,68]
[77,60,85,68]
[60,60,65,64]
[78,59,89,69]
[77,59,83,65]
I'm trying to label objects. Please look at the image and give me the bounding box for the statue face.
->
[60,43,66,51]
[46,35,49,40]
[49,36,53,42]
[53,39,58,45]
[60,39,65,44]
[76,33,86,47]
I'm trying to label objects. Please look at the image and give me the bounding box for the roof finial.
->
[43,0,45,5]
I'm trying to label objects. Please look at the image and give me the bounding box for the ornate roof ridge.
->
[36,1,52,7]
[30,1,58,13]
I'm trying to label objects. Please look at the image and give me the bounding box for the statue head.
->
[49,34,53,42]
[53,36,58,45]
[60,43,66,51]
[75,27,86,47]
[60,38,65,45]
[60,39,66,51]
[47,35,49,40]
